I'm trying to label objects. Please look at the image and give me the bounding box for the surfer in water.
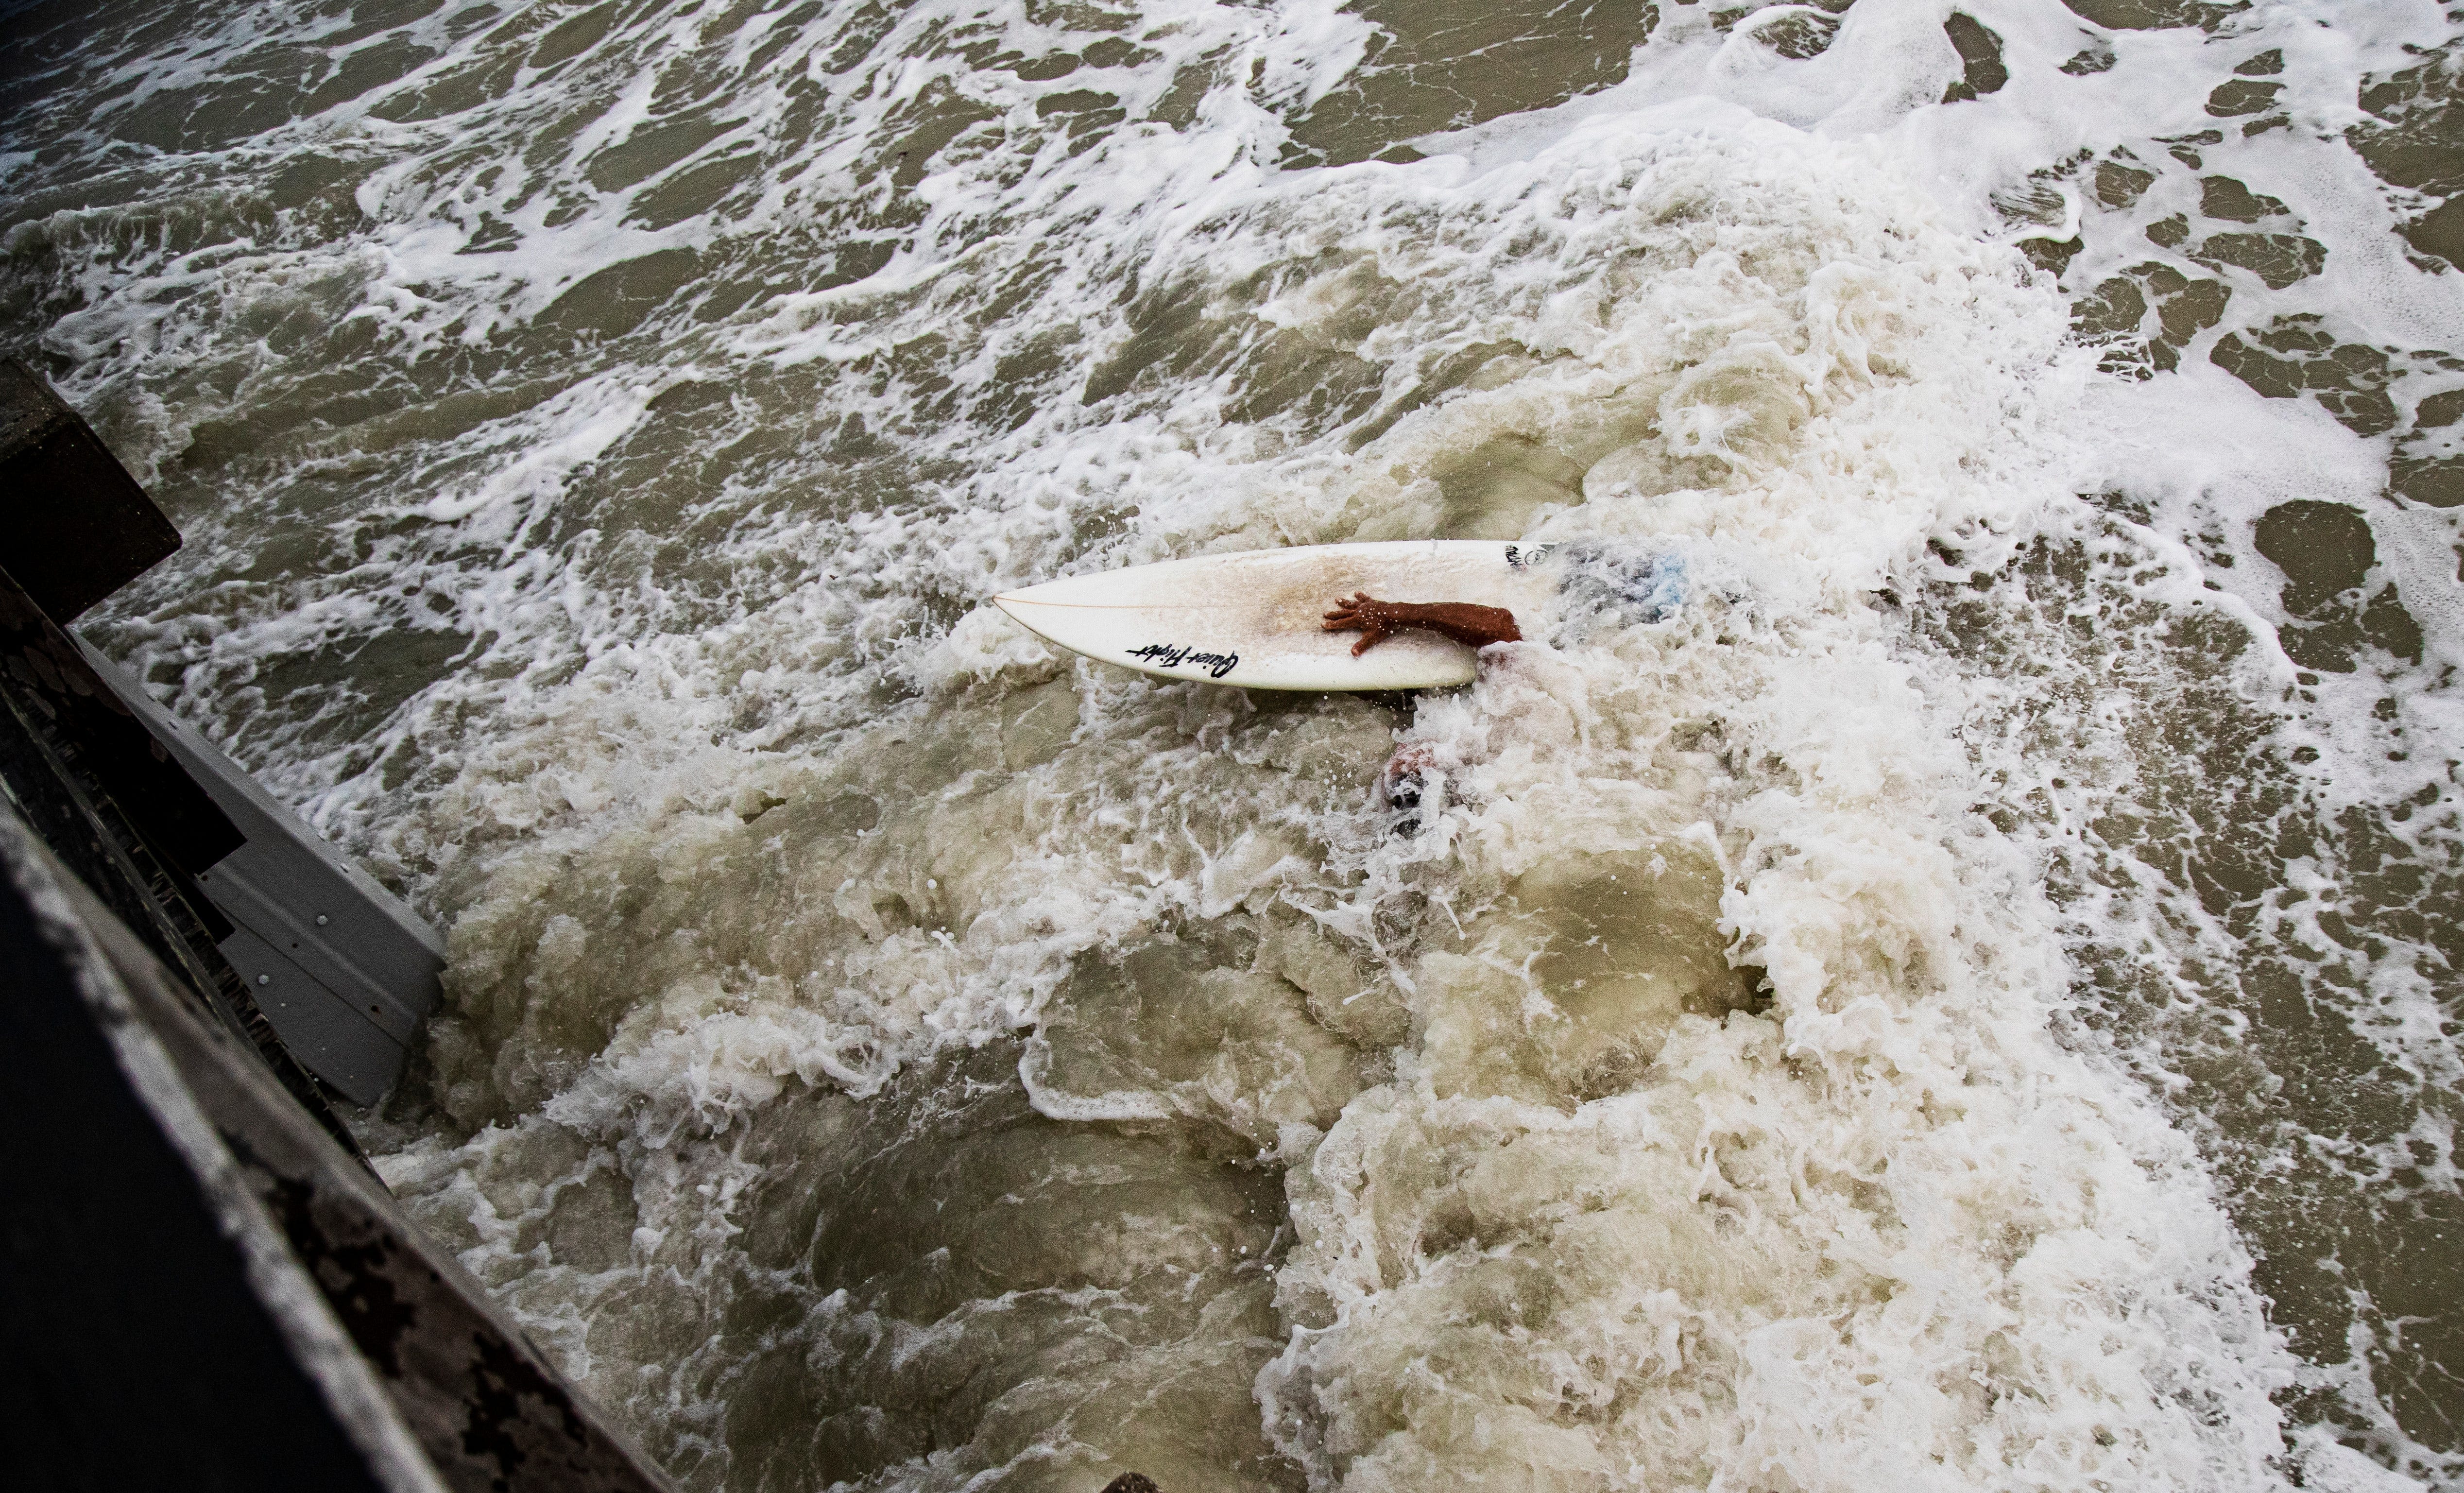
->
[1324,592,1522,827]
[1321,592,1522,655]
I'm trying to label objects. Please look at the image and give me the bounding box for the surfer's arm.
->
[1322,592,1522,657]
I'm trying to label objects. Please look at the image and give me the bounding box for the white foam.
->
[11,0,2459,1486]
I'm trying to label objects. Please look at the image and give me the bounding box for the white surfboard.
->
[991,540,1559,691]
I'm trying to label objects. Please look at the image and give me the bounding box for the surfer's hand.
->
[1324,592,1395,656]
[1326,593,1522,656]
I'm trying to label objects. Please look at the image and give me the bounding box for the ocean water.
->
[1,0,2458,1488]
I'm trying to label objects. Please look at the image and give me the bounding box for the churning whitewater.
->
[2,0,2458,1489]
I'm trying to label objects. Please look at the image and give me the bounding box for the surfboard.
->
[991,540,1560,691]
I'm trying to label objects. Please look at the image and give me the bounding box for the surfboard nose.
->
[989,592,1044,637]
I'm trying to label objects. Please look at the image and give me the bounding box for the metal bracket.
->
[79,642,445,1105]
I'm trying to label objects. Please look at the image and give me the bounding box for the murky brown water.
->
[2,0,2457,1488]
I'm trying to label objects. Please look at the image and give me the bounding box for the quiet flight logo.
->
[1128,642,1240,679]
